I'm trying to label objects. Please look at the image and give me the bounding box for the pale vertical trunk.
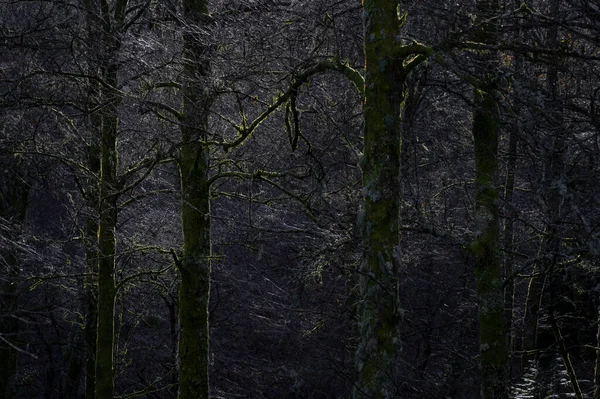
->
[177,1,212,398]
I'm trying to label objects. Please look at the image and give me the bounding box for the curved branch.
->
[222,57,364,153]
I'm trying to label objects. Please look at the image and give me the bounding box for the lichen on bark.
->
[353,1,430,398]
[469,1,509,397]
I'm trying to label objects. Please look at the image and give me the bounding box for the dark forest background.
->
[2,0,600,398]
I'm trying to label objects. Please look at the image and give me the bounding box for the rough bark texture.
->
[95,95,119,399]
[93,1,127,398]
[470,1,509,397]
[177,1,212,398]
[353,2,429,397]
[471,89,509,399]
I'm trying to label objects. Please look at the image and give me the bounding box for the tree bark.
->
[353,2,430,398]
[95,91,119,399]
[92,1,128,398]
[177,1,212,398]
[470,1,509,397]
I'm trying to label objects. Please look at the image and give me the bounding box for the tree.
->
[353,1,430,397]
[468,0,509,397]
[87,1,128,397]
[176,0,212,397]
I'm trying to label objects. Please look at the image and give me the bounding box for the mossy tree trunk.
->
[91,1,128,398]
[471,88,509,399]
[177,1,212,398]
[469,1,509,397]
[354,1,430,398]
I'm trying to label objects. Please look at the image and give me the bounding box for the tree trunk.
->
[471,87,509,399]
[470,1,509,397]
[95,94,119,399]
[93,0,128,396]
[353,2,429,398]
[177,1,212,398]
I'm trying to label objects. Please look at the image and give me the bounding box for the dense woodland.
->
[2,0,600,398]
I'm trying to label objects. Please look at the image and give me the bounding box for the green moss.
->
[354,2,431,398]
